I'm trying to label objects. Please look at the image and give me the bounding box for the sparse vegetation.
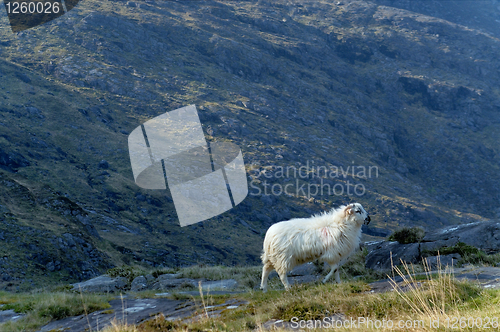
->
[151,268,178,279]
[3,259,500,332]
[107,266,146,283]
[177,265,263,290]
[109,264,263,291]
[0,291,113,331]
[137,315,184,332]
[128,270,497,332]
[390,259,482,321]
[388,227,425,244]
[338,248,388,283]
[423,242,500,267]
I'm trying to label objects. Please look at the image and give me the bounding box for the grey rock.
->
[289,274,321,285]
[0,150,30,171]
[424,254,461,268]
[243,101,254,110]
[26,106,44,119]
[365,242,420,270]
[152,277,196,290]
[198,279,238,291]
[157,273,181,280]
[455,267,500,289]
[62,233,77,248]
[422,221,500,254]
[253,212,272,224]
[71,275,128,293]
[40,298,245,332]
[145,274,155,283]
[289,262,316,276]
[46,261,55,272]
[40,298,185,332]
[369,267,500,293]
[362,225,391,237]
[0,309,24,324]
[420,239,458,253]
[98,160,109,169]
[366,221,500,271]
[130,275,147,292]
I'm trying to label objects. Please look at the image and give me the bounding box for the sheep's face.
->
[345,203,370,225]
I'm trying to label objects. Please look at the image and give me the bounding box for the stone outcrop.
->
[365,221,500,270]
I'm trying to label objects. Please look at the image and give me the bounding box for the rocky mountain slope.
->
[374,0,500,38]
[1,0,500,289]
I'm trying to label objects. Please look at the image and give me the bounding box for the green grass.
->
[423,242,482,257]
[131,258,499,332]
[3,277,496,332]
[130,277,497,332]
[340,248,388,283]
[2,256,500,331]
[0,290,113,332]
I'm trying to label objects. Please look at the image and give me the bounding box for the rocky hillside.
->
[374,0,500,38]
[1,0,500,289]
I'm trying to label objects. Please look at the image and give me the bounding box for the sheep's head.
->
[344,203,370,225]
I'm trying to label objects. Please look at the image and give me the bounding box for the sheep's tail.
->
[261,243,269,264]
[261,235,270,264]
[261,251,268,264]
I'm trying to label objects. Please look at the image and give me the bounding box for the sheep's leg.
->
[260,262,274,292]
[278,272,291,291]
[323,264,339,284]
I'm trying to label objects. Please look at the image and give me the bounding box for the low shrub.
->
[275,301,327,321]
[138,315,183,332]
[388,227,425,244]
[107,266,144,283]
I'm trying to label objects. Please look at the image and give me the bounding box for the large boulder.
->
[365,221,500,270]
[421,221,500,254]
[198,279,238,291]
[365,241,420,270]
[424,254,461,269]
[71,275,128,293]
[152,276,197,290]
[130,276,148,292]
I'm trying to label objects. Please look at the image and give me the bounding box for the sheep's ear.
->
[344,204,354,215]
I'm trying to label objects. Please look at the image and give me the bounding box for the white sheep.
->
[260,203,370,291]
